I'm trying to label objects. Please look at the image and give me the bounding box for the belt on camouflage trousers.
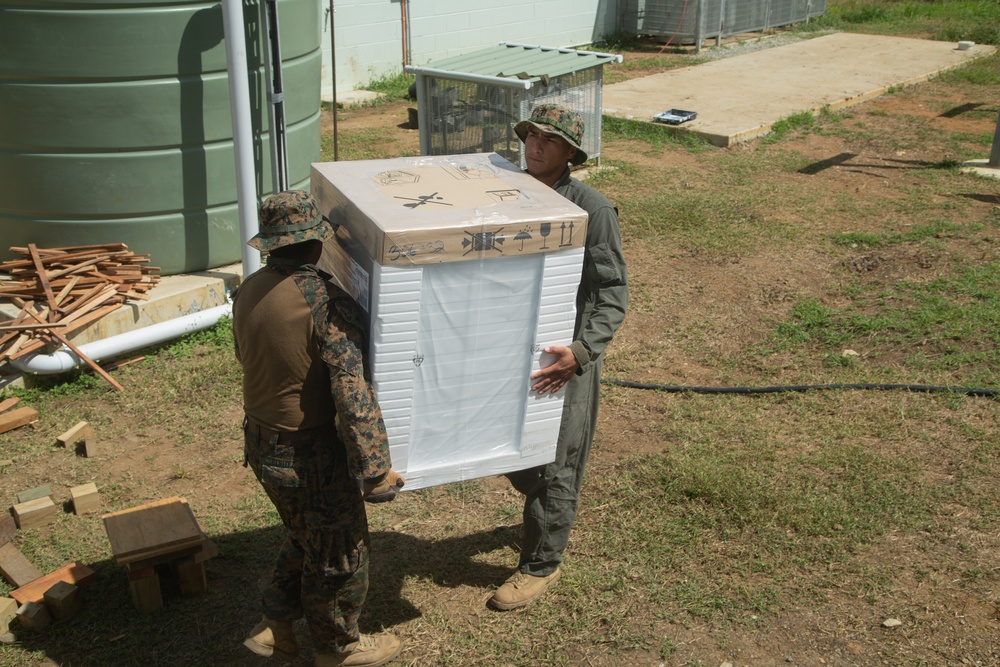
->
[244,416,335,445]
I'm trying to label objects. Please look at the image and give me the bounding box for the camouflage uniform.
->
[233,191,391,654]
[509,107,629,576]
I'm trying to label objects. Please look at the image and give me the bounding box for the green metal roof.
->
[407,42,621,86]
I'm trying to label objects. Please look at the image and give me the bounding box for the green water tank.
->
[0,0,321,275]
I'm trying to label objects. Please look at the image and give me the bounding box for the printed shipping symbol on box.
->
[312,153,588,490]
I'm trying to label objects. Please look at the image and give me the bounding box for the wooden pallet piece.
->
[16,485,53,505]
[102,497,206,565]
[0,407,38,436]
[0,543,42,588]
[9,562,97,605]
[15,601,50,632]
[12,497,58,530]
[57,421,97,457]
[0,397,20,414]
[26,244,57,318]
[0,514,15,549]
[43,580,81,621]
[69,483,100,515]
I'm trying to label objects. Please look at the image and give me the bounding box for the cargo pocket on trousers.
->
[261,455,308,488]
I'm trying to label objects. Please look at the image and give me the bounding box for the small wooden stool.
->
[102,497,218,613]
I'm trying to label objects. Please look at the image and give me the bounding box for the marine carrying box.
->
[311,153,588,490]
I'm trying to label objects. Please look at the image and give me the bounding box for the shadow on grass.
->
[7,522,519,666]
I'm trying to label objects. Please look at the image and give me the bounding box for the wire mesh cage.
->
[407,44,621,167]
[622,0,826,47]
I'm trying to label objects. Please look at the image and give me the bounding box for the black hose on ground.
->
[602,379,998,398]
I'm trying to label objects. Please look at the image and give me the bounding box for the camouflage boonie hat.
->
[249,190,334,251]
[514,104,588,166]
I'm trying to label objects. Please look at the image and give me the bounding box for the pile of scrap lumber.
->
[0,243,160,389]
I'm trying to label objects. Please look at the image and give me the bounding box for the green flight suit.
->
[506,167,629,576]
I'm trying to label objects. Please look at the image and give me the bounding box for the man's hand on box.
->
[363,470,405,503]
[530,345,579,395]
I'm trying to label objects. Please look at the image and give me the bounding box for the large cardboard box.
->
[311,153,587,490]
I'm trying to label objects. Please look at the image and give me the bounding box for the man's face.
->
[524,125,577,185]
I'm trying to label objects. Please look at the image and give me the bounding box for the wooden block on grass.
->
[16,485,53,504]
[0,597,17,633]
[0,543,42,588]
[12,496,58,530]
[56,421,97,457]
[15,601,50,632]
[127,566,163,614]
[0,407,38,435]
[70,483,100,515]
[43,580,81,621]
[10,562,96,605]
[0,514,15,548]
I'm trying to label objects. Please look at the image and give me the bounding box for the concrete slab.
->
[602,32,996,147]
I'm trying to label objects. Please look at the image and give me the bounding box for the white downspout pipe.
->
[222,0,261,276]
[10,303,233,375]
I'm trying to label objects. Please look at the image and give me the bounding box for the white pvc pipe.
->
[222,0,261,277]
[9,303,233,375]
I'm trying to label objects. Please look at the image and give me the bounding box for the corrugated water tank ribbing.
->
[0,0,321,275]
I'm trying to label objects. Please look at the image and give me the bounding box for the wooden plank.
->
[53,275,80,306]
[0,397,19,414]
[0,321,69,332]
[0,407,38,435]
[16,485,53,505]
[56,421,92,447]
[12,497,58,530]
[102,497,206,564]
[0,515,15,549]
[0,543,42,588]
[8,243,127,255]
[9,562,97,605]
[49,328,125,391]
[26,243,57,313]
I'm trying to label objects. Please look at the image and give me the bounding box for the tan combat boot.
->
[242,615,299,658]
[314,633,402,667]
[488,568,561,610]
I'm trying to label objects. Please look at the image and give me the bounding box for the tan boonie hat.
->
[514,104,588,166]
[249,190,334,251]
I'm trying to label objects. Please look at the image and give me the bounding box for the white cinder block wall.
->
[319,0,620,98]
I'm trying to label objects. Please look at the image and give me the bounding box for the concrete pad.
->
[602,32,996,147]
[961,159,1000,180]
[323,89,381,107]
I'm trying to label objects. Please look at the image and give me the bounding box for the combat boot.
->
[314,633,402,667]
[488,568,561,610]
[243,615,299,658]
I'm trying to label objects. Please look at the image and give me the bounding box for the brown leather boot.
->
[488,568,561,610]
[314,633,402,667]
[242,616,299,658]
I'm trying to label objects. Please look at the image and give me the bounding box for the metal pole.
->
[989,109,1000,168]
[262,0,288,190]
[329,0,339,161]
[221,0,260,276]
